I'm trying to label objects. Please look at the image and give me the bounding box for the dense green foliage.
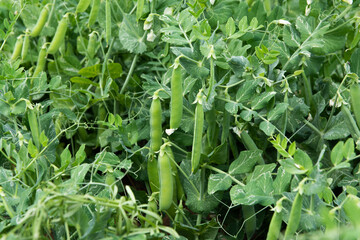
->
[1,0,360,239]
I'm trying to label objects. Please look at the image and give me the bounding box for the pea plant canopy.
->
[1,0,360,239]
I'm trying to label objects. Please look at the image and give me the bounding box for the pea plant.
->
[1,0,360,239]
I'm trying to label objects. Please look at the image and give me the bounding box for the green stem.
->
[303,119,323,137]
[301,70,313,112]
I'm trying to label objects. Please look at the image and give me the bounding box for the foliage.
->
[1,0,360,239]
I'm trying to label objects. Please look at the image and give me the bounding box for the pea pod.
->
[147,154,159,193]
[105,0,111,43]
[163,141,184,200]
[33,43,47,78]
[28,108,40,149]
[30,4,50,37]
[266,198,285,240]
[158,143,174,211]
[87,31,97,59]
[11,35,23,61]
[191,91,204,173]
[284,192,303,239]
[170,58,183,130]
[21,30,30,61]
[88,0,100,27]
[150,90,162,152]
[350,83,360,129]
[76,0,91,13]
[47,14,68,55]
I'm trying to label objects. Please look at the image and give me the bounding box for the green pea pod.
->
[266,198,284,240]
[150,91,162,152]
[28,108,40,149]
[11,35,23,61]
[105,0,111,43]
[350,83,360,129]
[136,0,144,21]
[284,192,303,239]
[88,0,100,27]
[47,14,68,55]
[206,107,218,150]
[21,30,30,61]
[170,58,183,130]
[191,91,204,174]
[147,155,159,193]
[87,31,97,59]
[30,4,50,37]
[164,141,184,201]
[343,194,360,227]
[33,43,47,78]
[158,144,174,211]
[76,0,91,13]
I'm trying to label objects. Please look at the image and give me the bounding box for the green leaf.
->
[207,173,232,195]
[279,158,308,175]
[78,64,102,78]
[60,145,71,169]
[293,149,313,173]
[251,91,276,110]
[27,138,38,158]
[236,79,259,103]
[228,56,249,77]
[70,77,99,87]
[225,17,236,37]
[230,171,274,206]
[273,167,291,194]
[323,112,351,140]
[39,131,48,147]
[331,141,344,166]
[74,144,86,166]
[229,150,262,175]
[225,102,238,114]
[267,103,288,121]
[343,138,355,160]
[259,121,275,136]
[11,99,26,115]
[119,14,147,54]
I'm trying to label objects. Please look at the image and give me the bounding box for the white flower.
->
[210,0,215,5]
[275,19,291,26]
[143,15,154,30]
[164,7,173,16]
[147,30,156,42]
[305,5,311,16]
[342,0,353,4]
[307,0,312,5]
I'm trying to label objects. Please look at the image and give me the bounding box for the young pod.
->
[158,143,174,211]
[147,155,160,193]
[87,31,97,59]
[76,0,91,13]
[266,198,284,240]
[33,43,48,78]
[30,4,50,37]
[150,90,162,152]
[191,91,204,173]
[88,0,100,26]
[11,35,23,61]
[21,30,30,61]
[105,0,111,43]
[47,14,68,55]
[350,83,360,129]
[284,192,303,239]
[170,58,183,130]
